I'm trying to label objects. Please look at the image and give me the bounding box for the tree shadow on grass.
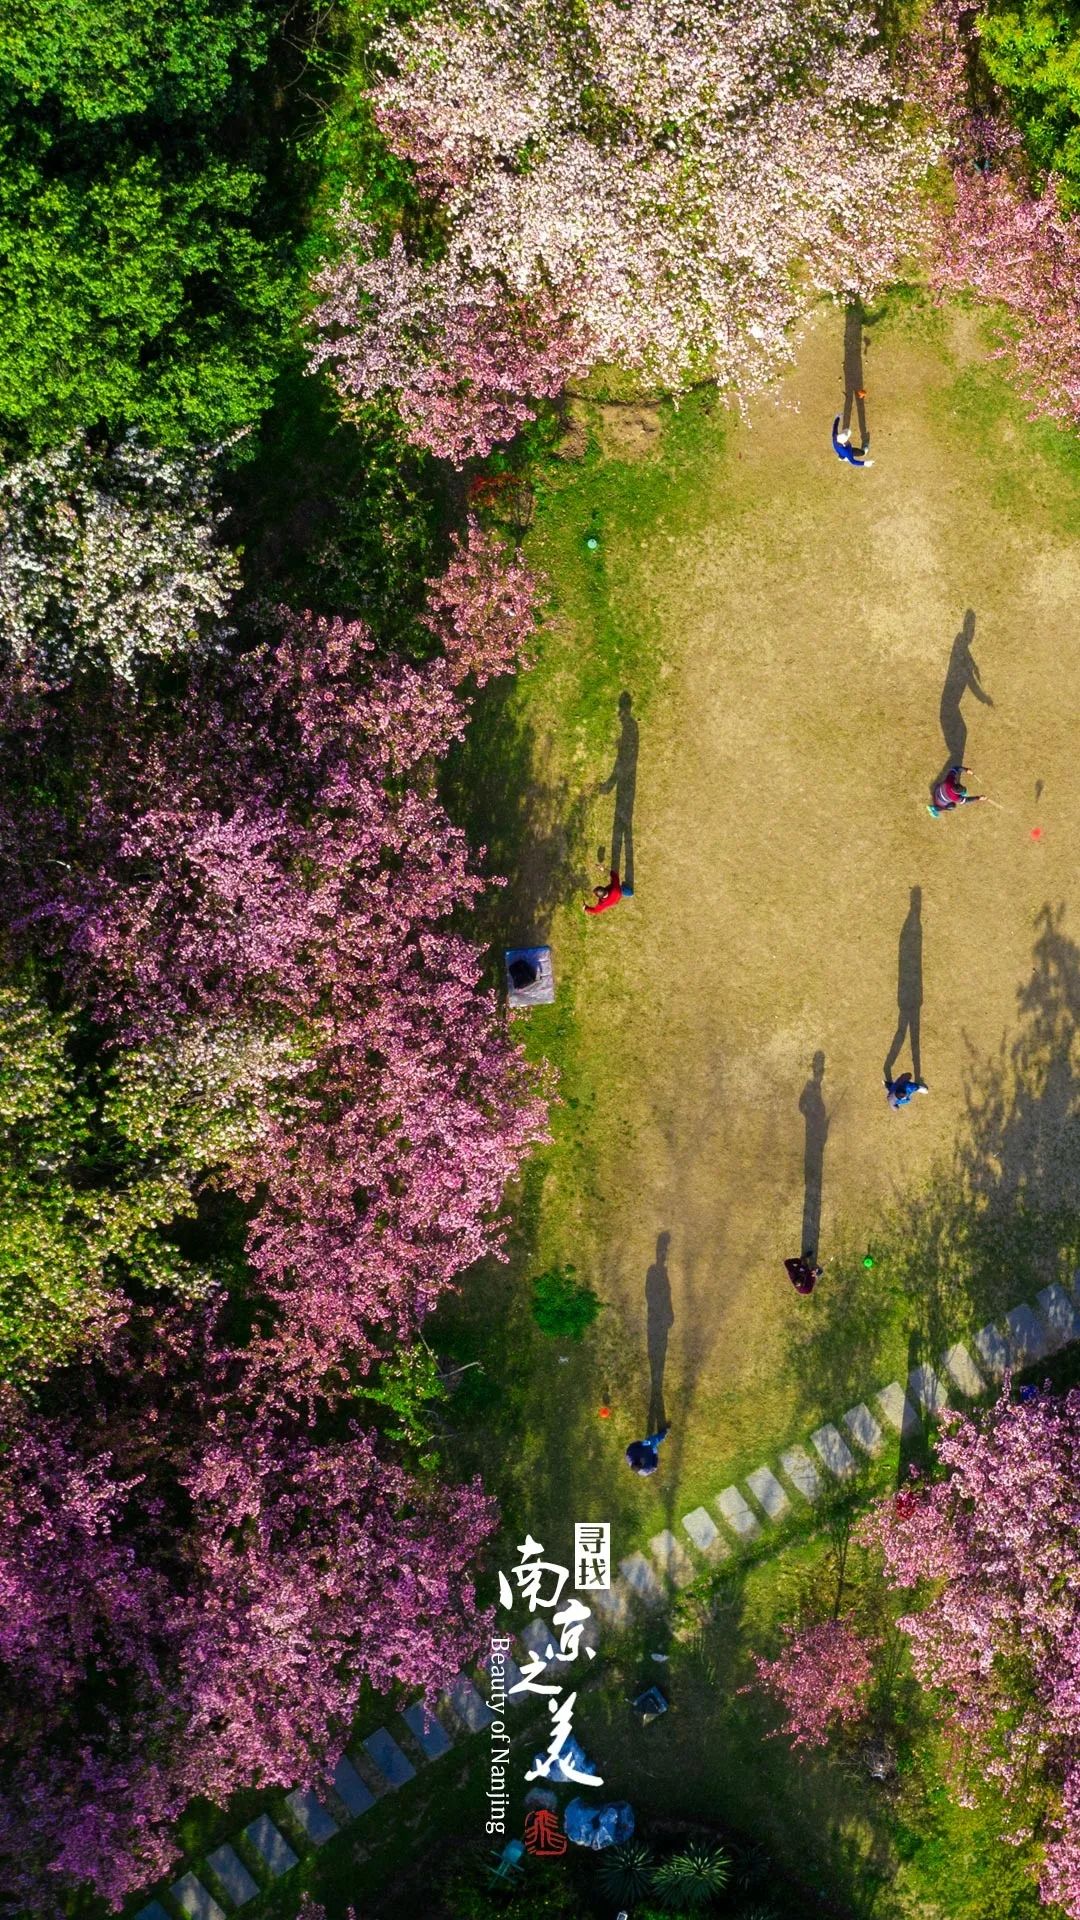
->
[784,902,1080,1434]
[442,674,592,959]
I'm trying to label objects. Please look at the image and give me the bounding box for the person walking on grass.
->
[884,1071,928,1109]
[625,1424,670,1476]
[585,868,622,914]
[832,416,873,468]
[928,765,986,816]
[785,1253,822,1295]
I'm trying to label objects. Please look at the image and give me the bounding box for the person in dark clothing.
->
[929,766,985,816]
[625,1425,671,1475]
[884,1072,928,1109]
[585,869,622,914]
[785,1254,822,1295]
[832,416,873,467]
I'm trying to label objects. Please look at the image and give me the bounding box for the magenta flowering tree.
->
[0,1366,495,1910]
[15,527,548,1401]
[861,1387,1080,1916]
[751,1618,874,1750]
[311,0,936,460]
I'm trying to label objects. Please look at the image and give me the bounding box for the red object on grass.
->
[1031,826,1043,840]
[598,1405,611,1418]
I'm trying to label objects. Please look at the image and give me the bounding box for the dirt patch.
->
[595,401,664,461]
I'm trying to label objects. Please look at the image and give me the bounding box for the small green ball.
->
[585,535,599,549]
[863,1255,875,1269]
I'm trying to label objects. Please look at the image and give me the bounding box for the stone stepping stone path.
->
[649,1527,697,1586]
[205,1848,258,1908]
[876,1382,920,1438]
[170,1876,226,1920]
[619,1549,666,1606]
[810,1423,856,1479]
[400,1701,454,1758]
[520,1617,557,1663]
[1005,1302,1052,1365]
[941,1343,985,1397]
[843,1403,882,1456]
[479,1643,527,1697]
[590,1578,635,1624]
[681,1504,730,1555]
[243,1816,297,1880]
[284,1789,338,1848]
[137,1903,171,1920]
[1038,1284,1080,1348]
[745,1465,790,1520]
[362,1728,415,1790]
[779,1446,822,1502]
[974,1321,1010,1380]
[716,1486,760,1540]
[443,1673,495,1732]
[908,1364,948,1418]
[332,1754,377,1816]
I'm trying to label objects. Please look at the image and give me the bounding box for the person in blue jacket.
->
[832,416,873,467]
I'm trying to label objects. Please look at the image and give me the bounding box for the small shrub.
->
[597,1838,656,1904]
[651,1842,731,1912]
[529,1263,601,1341]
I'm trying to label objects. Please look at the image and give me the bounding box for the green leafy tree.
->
[0,0,269,119]
[978,1,1080,206]
[530,1262,601,1341]
[597,1838,657,1905]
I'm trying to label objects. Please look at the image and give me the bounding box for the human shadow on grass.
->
[784,903,1080,1436]
[799,1051,829,1262]
[883,888,923,1086]
[938,608,992,781]
[646,1230,674,1434]
[596,689,638,893]
[842,300,873,452]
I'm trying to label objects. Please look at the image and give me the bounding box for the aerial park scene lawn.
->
[8,2,1080,1919]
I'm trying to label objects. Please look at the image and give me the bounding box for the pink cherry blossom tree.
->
[311,0,937,460]
[861,1386,1080,1916]
[750,1618,875,1750]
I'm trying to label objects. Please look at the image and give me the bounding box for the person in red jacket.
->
[585,869,622,914]
[929,765,985,816]
[785,1254,822,1295]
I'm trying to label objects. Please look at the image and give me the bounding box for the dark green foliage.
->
[0,0,309,449]
[650,1842,731,1912]
[979,0,1080,207]
[596,1838,657,1904]
[529,1262,602,1341]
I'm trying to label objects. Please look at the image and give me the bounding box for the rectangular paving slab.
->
[205,1847,258,1908]
[362,1727,416,1790]
[875,1382,921,1439]
[650,1527,697,1586]
[285,1788,338,1847]
[746,1465,790,1519]
[1037,1283,1080,1349]
[908,1364,948,1418]
[843,1404,883,1455]
[521,1617,558,1663]
[481,1645,526,1698]
[590,1578,635,1625]
[332,1754,377,1815]
[170,1877,226,1920]
[974,1322,1010,1380]
[619,1550,666,1605]
[778,1446,822,1502]
[1005,1302,1052,1366]
[400,1700,454,1758]
[941,1343,986,1397]
[715,1485,761,1540]
[443,1673,496,1731]
[137,1904,171,1920]
[811,1424,856,1479]
[243,1816,298,1880]
[682,1505,730,1556]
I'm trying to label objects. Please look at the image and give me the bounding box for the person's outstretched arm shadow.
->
[884,887,923,1084]
[598,690,638,892]
[645,1230,673,1434]
[798,1054,829,1261]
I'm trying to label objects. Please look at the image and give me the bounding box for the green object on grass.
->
[530,1263,601,1340]
[585,534,599,549]
[863,1254,875,1269]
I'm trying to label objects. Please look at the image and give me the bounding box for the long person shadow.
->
[798,1052,829,1259]
[884,887,923,1084]
[645,1229,674,1433]
[598,690,638,892]
[842,301,872,451]
[938,608,992,780]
